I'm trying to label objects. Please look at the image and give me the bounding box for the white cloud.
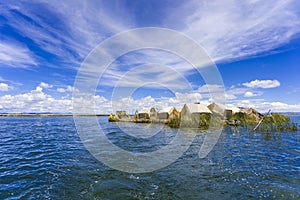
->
[244,91,262,97]
[197,84,224,93]
[195,84,227,101]
[178,0,300,63]
[109,93,300,114]
[0,76,23,86]
[0,42,37,68]
[1,0,298,96]
[196,84,240,101]
[1,84,300,113]
[35,86,43,92]
[2,1,298,75]
[225,93,237,100]
[227,86,249,95]
[57,88,66,93]
[0,83,9,91]
[56,85,77,93]
[0,1,299,114]
[0,85,80,113]
[105,62,193,91]
[194,84,263,100]
[175,92,202,103]
[265,102,300,112]
[243,79,280,88]
[111,93,202,114]
[0,1,134,69]
[235,100,300,113]
[39,82,53,89]
[66,86,76,92]
[0,77,6,82]
[224,82,266,99]
[0,82,202,113]
[0,83,13,91]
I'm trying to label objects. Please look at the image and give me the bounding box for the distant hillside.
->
[279,112,300,116]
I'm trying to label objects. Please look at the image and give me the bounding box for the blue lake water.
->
[0,116,299,199]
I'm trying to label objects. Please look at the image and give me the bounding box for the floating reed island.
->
[108,102,298,132]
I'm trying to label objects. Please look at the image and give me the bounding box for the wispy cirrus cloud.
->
[168,0,300,63]
[0,0,299,114]
[0,41,37,68]
[0,0,134,69]
[79,0,300,89]
[2,0,299,71]
[1,0,299,88]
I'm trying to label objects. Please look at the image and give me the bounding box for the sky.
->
[0,0,300,113]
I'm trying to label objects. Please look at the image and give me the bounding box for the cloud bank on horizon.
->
[0,0,300,113]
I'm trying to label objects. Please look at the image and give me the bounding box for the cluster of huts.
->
[133,103,213,122]
[136,107,180,121]
[109,102,262,125]
[108,103,299,131]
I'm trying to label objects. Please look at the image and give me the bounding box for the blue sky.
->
[0,0,300,113]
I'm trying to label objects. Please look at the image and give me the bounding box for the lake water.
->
[0,116,299,199]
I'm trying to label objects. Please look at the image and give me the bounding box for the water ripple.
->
[0,116,299,199]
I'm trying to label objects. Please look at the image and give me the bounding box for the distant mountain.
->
[279,112,300,116]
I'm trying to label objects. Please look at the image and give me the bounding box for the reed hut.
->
[238,107,262,120]
[225,105,240,119]
[181,103,212,128]
[158,107,180,120]
[115,111,129,119]
[138,107,157,119]
[232,107,263,125]
[208,103,225,118]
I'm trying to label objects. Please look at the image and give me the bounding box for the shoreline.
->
[1,113,299,117]
[0,113,110,117]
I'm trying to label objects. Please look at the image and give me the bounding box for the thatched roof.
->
[139,108,151,114]
[183,103,212,114]
[239,107,259,115]
[138,107,156,114]
[208,103,225,116]
[159,106,176,115]
[225,105,240,114]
